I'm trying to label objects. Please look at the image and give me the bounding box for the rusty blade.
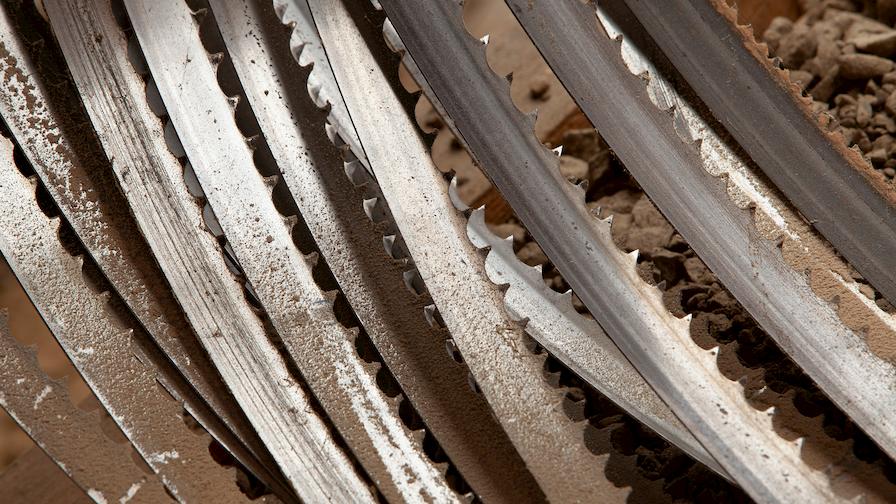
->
[223,1,544,501]
[44,0,373,500]
[0,311,170,503]
[0,4,289,494]
[378,0,838,501]
[0,140,247,502]
[125,0,457,500]
[619,0,896,306]
[307,0,635,501]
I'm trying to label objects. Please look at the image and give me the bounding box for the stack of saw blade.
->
[0,0,895,503]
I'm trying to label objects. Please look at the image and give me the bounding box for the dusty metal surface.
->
[382,16,723,480]
[307,0,635,501]
[379,0,840,501]
[218,1,543,501]
[461,206,725,479]
[504,0,896,476]
[0,141,246,502]
[46,0,371,500]
[0,5,288,494]
[0,312,170,503]
[273,0,369,171]
[128,1,456,501]
[1,0,895,501]
[620,0,896,307]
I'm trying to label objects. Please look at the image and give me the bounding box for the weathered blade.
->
[307,0,639,501]
[43,0,372,500]
[619,0,896,306]
[505,0,896,471]
[378,0,837,501]
[213,1,543,501]
[0,141,247,502]
[380,18,725,480]
[0,312,170,503]
[125,1,457,501]
[461,206,726,479]
[272,0,369,172]
[0,4,289,494]
[0,447,92,504]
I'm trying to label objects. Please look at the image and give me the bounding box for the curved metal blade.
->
[505,0,896,476]
[461,206,726,479]
[213,1,543,501]
[44,1,372,500]
[0,142,247,502]
[380,17,726,481]
[619,0,896,307]
[307,0,637,501]
[0,312,169,503]
[273,0,369,172]
[0,5,289,495]
[125,1,458,500]
[377,0,838,501]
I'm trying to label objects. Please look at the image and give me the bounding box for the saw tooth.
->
[343,159,368,186]
[262,174,279,193]
[465,372,481,395]
[208,51,224,69]
[382,234,397,258]
[447,176,469,212]
[402,268,425,295]
[226,94,240,111]
[464,207,489,249]
[362,196,383,222]
[410,427,426,446]
[246,134,261,151]
[423,303,438,328]
[190,7,208,22]
[444,338,464,364]
[303,250,319,268]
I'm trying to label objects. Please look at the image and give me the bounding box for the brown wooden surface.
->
[0,448,91,504]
